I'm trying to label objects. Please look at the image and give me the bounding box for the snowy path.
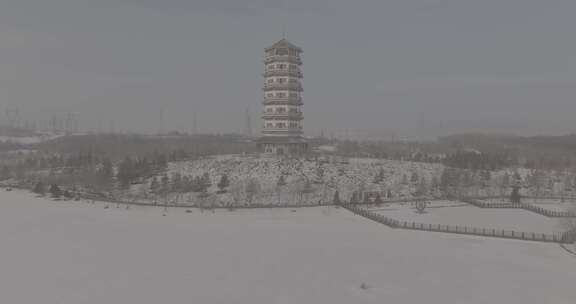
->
[0,190,575,304]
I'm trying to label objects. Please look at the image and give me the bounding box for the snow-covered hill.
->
[162,155,443,206]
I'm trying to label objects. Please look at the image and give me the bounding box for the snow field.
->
[0,190,576,303]
[369,202,564,234]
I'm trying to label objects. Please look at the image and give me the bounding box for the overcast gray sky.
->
[1,0,576,138]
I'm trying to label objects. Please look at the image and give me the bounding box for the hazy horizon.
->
[2,0,576,138]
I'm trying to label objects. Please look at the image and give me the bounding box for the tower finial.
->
[282,25,287,39]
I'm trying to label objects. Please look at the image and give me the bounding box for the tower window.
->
[276,48,288,56]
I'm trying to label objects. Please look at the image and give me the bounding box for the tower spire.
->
[282,25,287,39]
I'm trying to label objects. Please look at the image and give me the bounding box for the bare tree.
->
[276,175,287,205]
[245,178,260,205]
[414,200,427,214]
[301,179,314,204]
[229,182,244,206]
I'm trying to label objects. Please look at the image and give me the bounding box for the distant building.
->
[257,38,307,155]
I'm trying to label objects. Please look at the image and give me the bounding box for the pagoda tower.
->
[257,38,308,155]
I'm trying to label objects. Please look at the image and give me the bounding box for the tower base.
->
[256,136,308,155]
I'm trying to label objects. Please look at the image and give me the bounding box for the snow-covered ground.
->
[531,203,575,213]
[1,189,576,303]
[481,198,576,213]
[370,203,563,234]
[371,200,466,209]
[0,133,64,144]
[527,199,576,212]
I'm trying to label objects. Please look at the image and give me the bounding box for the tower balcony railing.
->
[263,69,303,78]
[262,128,304,134]
[263,98,303,105]
[263,83,303,91]
[261,112,303,120]
[264,55,302,65]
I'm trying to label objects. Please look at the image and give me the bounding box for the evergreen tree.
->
[401,174,409,185]
[245,179,259,204]
[316,167,324,182]
[200,173,211,192]
[410,171,419,184]
[181,175,192,192]
[415,177,428,197]
[191,176,203,192]
[149,177,159,195]
[160,174,170,195]
[276,175,287,187]
[529,169,545,197]
[171,172,183,192]
[439,169,451,194]
[373,168,385,184]
[374,193,384,205]
[501,172,511,195]
[62,190,73,199]
[513,171,523,186]
[0,165,11,180]
[117,156,134,189]
[92,158,114,193]
[430,175,440,195]
[510,185,521,204]
[363,193,372,204]
[101,158,113,180]
[333,190,341,204]
[302,179,314,194]
[49,184,62,199]
[502,172,511,186]
[276,175,286,204]
[33,181,46,196]
[481,171,491,189]
[217,174,230,193]
[350,191,360,204]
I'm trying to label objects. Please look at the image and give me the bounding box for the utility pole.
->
[192,111,198,135]
[109,119,115,134]
[418,111,425,142]
[5,107,20,129]
[65,112,75,135]
[244,106,252,137]
[159,106,165,135]
[97,118,103,134]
